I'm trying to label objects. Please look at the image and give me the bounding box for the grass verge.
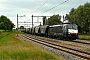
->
[0,31,64,60]
[78,35,90,40]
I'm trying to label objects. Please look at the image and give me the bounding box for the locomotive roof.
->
[49,24,77,27]
[63,23,77,26]
[49,24,63,27]
[40,25,49,27]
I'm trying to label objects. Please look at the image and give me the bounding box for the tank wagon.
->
[23,23,78,40]
[34,26,40,35]
[20,28,26,32]
[39,25,49,36]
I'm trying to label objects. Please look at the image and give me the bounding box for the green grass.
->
[0,30,63,60]
[78,34,90,40]
[0,32,10,45]
[0,30,4,34]
[0,50,28,60]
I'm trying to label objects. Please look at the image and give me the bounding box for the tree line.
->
[65,2,90,34]
[43,2,90,34]
[0,15,14,31]
[44,14,62,25]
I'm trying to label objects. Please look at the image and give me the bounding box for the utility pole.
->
[17,14,18,31]
[31,15,51,33]
[63,15,65,22]
[31,15,51,25]
[32,15,33,34]
[32,15,33,28]
[17,14,25,31]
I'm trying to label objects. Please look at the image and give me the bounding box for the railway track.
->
[72,40,90,45]
[19,34,90,60]
[33,34,90,49]
[36,36,90,53]
[23,33,90,45]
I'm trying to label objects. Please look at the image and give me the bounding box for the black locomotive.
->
[22,23,78,40]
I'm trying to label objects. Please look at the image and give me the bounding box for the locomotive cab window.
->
[67,24,77,30]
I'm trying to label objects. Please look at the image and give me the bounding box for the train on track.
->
[21,23,78,40]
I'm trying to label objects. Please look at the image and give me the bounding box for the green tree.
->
[45,14,62,25]
[83,2,90,33]
[0,15,14,30]
[65,2,90,34]
[65,14,70,20]
[20,26,24,29]
[0,22,5,29]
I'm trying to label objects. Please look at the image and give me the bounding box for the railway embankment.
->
[0,30,63,60]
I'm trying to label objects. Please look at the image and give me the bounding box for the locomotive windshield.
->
[67,24,78,30]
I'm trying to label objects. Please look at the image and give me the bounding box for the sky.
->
[0,0,90,28]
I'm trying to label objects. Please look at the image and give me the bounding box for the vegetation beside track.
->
[0,30,63,60]
[78,34,90,40]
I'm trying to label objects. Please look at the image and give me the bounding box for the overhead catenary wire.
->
[38,0,69,16]
[28,0,69,28]
[32,0,49,14]
[18,0,49,28]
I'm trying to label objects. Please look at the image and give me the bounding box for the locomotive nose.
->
[70,32,76,35]
[68,29,78,34]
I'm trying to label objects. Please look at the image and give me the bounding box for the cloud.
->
[0,0,90,28]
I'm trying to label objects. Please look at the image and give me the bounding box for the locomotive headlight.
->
[68,29,78,34]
